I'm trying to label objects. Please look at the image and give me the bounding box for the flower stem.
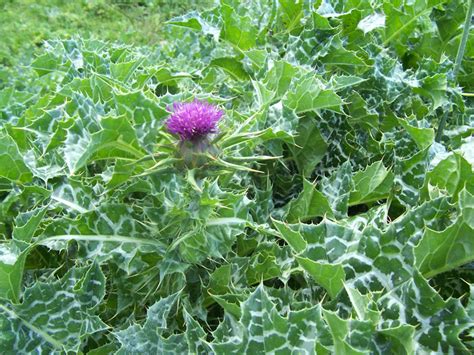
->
[454,0,473,79]
[436,0,473,142]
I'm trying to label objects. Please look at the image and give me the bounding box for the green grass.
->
[0,0,213,67]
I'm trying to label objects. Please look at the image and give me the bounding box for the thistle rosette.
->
[166,100,223,167]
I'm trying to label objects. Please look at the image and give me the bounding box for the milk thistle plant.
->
[0,1,473,354]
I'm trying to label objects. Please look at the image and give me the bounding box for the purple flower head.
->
[166,100,224,141]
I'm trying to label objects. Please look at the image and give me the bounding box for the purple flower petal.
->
[166,100,224,141]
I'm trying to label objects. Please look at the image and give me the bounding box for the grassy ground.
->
[0,0,212,67]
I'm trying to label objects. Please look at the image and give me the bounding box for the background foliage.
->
[0,0,473,353]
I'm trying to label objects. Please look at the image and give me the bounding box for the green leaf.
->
[413,73,449,109]
[167,10,220,38]
[183,307,210,354]
[415,189,474,278]
[171,183,250,264]
[0,207,47,302]
[110,58,144,83]
[152,67,193,85]
[460,188,474,229]
[13,207,47,243]
[277,0,304,31]
[393,147,431,207]
[0,131,32,182]
[285,178,333,223]
[421,153,474,202]
[377,325,416,355]
[456,139,474,167]
[331,75,368,91]
[377,272,470,353]
[40,203,166,273]
[253,60,296,105]
[114,91,168,150]
[64,115,145,174]
[467,283,474,321]
[398,117,435,150]
[322,310,368,355]
[0,243,26,303]
[31,53,62,76]
[383,0,445,55]
[211,285,328,353]
[210,57,250,81]
[115,292,206,354]
[296,257,345,299]
[221,4,258,50]
[87,343,120,355]
[344,285,380,324]
[346,92,379,129]
[272,219,306,253]
[415,221,474,278]
[289,116,327,177]
[283,73,342,113]
[320,44,369,70]
[349,161,394,206]
[320,161,352,218]
[0,263,107,353]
